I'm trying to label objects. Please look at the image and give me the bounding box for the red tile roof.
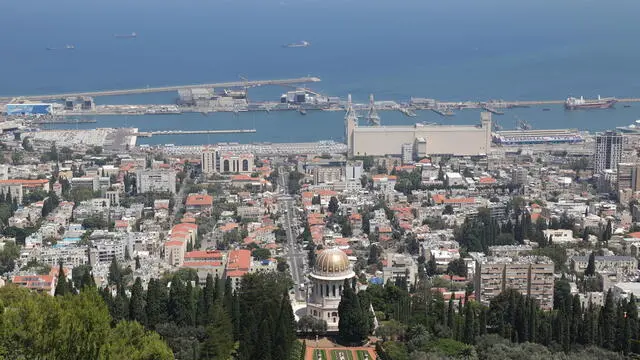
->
[184,250,223,260]
[185,194,213,207]
[182,261,223,267]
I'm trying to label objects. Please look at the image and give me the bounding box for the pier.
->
[136,129,256,138]
[0,77,321,102]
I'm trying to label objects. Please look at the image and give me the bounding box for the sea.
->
[1,0,640,146]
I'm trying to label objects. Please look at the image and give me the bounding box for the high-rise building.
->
[201,147,218,174]
[401,143,413,164]
[345,161,363,191]
[594,131,623,174]
[473,255,554,309]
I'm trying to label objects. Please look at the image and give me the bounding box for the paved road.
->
[278,168,307,302]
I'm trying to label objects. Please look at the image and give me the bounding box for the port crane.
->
[515,116,532,131]
[366,94,381,126]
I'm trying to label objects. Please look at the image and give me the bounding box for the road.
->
[278,168,307,302]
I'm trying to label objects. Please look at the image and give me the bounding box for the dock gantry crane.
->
[366,94,381,126]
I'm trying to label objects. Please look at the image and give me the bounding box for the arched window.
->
[325,284,329,297]
[242,159,249,172]
[332,284,336,297]
[223,160,230,172]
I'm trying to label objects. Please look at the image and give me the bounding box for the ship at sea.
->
[616,120,640,134]
[283,41,309,48]
[114,32,137,39]
[564,95,617,110]
[46,45,75,51]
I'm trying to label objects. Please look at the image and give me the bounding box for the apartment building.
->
[474,255,554,309]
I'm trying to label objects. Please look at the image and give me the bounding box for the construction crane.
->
[366,94,381,126]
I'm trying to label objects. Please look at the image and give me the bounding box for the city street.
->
[278,168,307,302]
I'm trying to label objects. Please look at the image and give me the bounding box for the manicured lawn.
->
[314,349,328,360]
[330,350,354,360]
[356,350,372,360]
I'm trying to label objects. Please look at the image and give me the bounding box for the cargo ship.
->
[114,32,137,39]
[283,41,309,48]
[564,95,617,110]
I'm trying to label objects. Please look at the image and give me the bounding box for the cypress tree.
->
[478,307,487,336]
[113,283,129,322]
[570,295,582,345]
[273,291,296,360]
[602,290,616,349]
[258,317,273,360]
[169,277,188,326]
[200,303,234,360]
[80,268,95,290]
[203,274,216,322]
[627,294,639,341]
[447,298,455,331]
[185,280,196,327]
[585,252,596,276]
[462,301,475,344]
[223,277,233,313]
[54,261,69,296]
[338,279,368,344]
[232,293,241,341]
[108,257,121,285]
[129,277,146,324]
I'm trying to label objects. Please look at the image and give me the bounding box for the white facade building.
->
[306,248,355,332]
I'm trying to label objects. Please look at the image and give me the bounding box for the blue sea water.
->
[1,0,640,145]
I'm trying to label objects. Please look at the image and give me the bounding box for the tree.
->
[446,258,468,278]
[585,251,596,276]
[98,321,174,360]
[251,248,271,261]
[135,255,141,270]
[426,257,438,276]
[328,196,339,214]
[129,277,146,324]
[200,303,234,360]
[443,204,454,215]
[145,279,167,329]
[54,261,70,296]
[108,257,122,285]
[338,279,369,344]
[0,240,19,274]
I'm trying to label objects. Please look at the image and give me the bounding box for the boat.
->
[542,108,551,111]
[65,44,75,50]
[283,41,310,48]
[45,47,56,51]
[616,120,640,134]
[565,95,617,110]
[114,32,137,39]
[624,104,632,108]
[299,108,307,115]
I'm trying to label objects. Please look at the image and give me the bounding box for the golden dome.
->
[314,248,351,275]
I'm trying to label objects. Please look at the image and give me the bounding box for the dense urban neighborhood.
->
[0,122,639,360]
